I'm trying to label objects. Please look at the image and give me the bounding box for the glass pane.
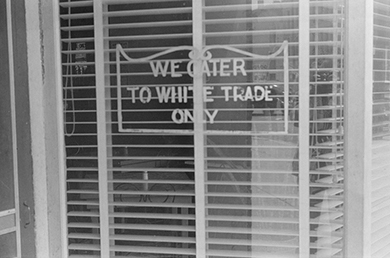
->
[106,1,196,257]
[0,232,17,258]
[203,0,300,257]
[0,0,15,213]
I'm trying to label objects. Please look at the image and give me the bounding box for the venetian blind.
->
[372,1,390,257]
[308,1,345,257]
[60,1,101,257]
[202,1,300,257]
[59,0,347,257]
[104,1,196,257]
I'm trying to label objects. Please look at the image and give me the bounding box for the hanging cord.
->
[64,2,76,137]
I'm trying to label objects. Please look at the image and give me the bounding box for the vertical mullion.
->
[344,0,373,257]
[94,1,110,257]
[193,0,206,256]
[299,0,310,257]
[6,0,21,256]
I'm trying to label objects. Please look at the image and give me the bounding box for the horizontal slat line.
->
[311,211,344,221]
[205,29,300,38]
[110,168,194,173]
[68,243,100,251]
[68,190,99,194]
[116,121,289,126]
[110,245,196,255]
[68,255,100,258]
[67,200,99,205]
[315,152,344,159]
[61,37,95,43]
[59,1,93,8]
[62,61,96,66]
[64,122,97,125]
[205,192,299,198]
[68,233,100,240]
[205,30,341,38]
[109,223,195,232]
[203,2,298,12]
[109,190,194,197]
[68,222,100,228]
[60,13,94,20]
[206,181,298,187]
[110,202,195,208]
[67,179,98,183]
[110,234,196,243]
[61,25,94,31]
[204,157,298,162]
[207,215,298,223]
[207,237,298,248]
[200,168,299,174]
[109,157,193,162]
[66,145,97,148]
[315,141,344,147]
[105,20,192,29]
[206,227,298,236]
[206,249,298,258]
[109,212,195,220]
[108,144,194,148]
[103,7,192,17]
[203,14,339,26]
[65,157,98,160]
[108,179,194,184]
[206,204,298,211]
[68,211,100,217]
[104,33,192,41]
[313,163,344,172]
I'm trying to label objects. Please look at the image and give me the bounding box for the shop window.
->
[59,0,345,257]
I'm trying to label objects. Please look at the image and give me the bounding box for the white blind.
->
[59,0,347,257]
[308,1,345,257]
[202,1,300,257]
[60,0,101,257]
[372,1,390,257]
[104,1,196,257]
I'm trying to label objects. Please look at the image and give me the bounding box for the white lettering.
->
[205,109,219,124]
[170,60,182,77]
[220,59,231,77]
[203,86,214,102]
[139,87,152,103]
[254,86,265,101]
[233,86,245,102]
[233,58,247,76]
[171,109,185,124]
[265,86,273,101]
[221,86,232,101]
[209,59,219,76]
[155,86,172,103]
[126,87,139,103]
[184,109,194,123]
[149,61,170,77]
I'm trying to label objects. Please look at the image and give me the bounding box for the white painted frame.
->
[298,0,311,257]
[344,0,373,257]
[5,0,21,256]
